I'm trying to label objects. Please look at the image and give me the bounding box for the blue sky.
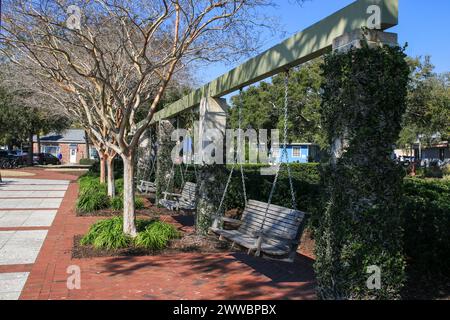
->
[198,0,450,86]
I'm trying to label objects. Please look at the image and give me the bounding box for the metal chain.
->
[262,71,297,230]
[282,72,297,211]
[215,163,235,216]
[215,88,247,216]
[238,88,248,206]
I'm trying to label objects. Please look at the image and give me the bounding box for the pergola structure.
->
[150,0,398,124]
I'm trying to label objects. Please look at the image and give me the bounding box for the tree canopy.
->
[229,58,326,147]
[398,56,450,148]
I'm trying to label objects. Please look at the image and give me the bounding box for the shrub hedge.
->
[79,158,97,166]
[401,178,450,275]
[172,163,321,216]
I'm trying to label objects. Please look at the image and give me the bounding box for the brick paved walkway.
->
[12,169,316,300]
[0,169,73,299]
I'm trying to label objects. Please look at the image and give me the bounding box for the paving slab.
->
[0,191,66,198]
[0,230,48,265]
[0,210,58,228]
[0,198,63,209]
[0,272,29,300]
[0,185,68,191]
[0,178,70,185]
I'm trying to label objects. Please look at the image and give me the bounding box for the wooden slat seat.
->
[137,180,156,194]
[159,182,197,211]
[210,199,307,262]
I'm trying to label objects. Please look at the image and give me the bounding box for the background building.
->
[274,143,321,164]
[33,129,96,164]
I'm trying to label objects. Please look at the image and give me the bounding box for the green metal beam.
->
[151,0,398,123]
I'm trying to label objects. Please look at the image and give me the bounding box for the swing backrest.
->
[238,199,305,241]
[181,182,197,202]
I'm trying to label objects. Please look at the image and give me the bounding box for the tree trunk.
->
[85,131,90,159]
[98,150,106,184]
[28,132,34,166]
[37,134,41,155]
[106,156,115,198]
[122,152,137,237]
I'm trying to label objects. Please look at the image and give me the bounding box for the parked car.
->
[8,149,25,156]
[33,153,61,165]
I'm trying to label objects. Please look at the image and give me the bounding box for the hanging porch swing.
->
[210,71,308,262]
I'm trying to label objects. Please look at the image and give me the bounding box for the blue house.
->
[274,143,321,164]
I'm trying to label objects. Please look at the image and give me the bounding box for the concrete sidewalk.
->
[0,177,69,300]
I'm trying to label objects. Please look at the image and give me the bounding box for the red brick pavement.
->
[14,168,316,300]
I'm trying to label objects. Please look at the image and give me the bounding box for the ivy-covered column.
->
[196,97,228,235]
[196,164,228,235]
[315,30,410,299]
[135,126,154,183]
[155,120,175,204]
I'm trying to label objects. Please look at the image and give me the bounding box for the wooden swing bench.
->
[137,180,156,194]
[210,199,307,262]
[159,182,197,211]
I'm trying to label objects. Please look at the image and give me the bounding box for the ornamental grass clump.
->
[134,221,181,250]
[80,217,131,249]
[80,217,180,251]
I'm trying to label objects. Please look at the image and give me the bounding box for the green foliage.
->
[398,56,450,148]
[315,43,410,300]
[77,175,144,212]
[423,166,444,179]
[81,217,179,250]
[401,178,450,275]
[229,58,327,148]
[135,221,181,250]
[76,176,110,213]
[80,217,131,249]
[79,158,97,166]
[442,164,450,176]
[115,178,124,193]
[110,195,145,211]
[0,75,71,147]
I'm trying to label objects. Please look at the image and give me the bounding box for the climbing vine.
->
[315,43,410,299]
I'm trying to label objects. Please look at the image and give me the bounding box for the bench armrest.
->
[211,216,242,230]
[162,192,182,199]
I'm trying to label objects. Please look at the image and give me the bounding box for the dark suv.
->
[34,153,61,165]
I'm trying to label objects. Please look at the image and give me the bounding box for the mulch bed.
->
[72,233,237,259]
